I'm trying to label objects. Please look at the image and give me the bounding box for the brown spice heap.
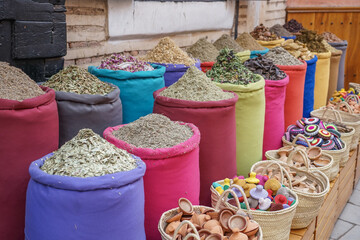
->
[141,37,195,66]
[186,38,219,62]
[322,40,342,55]
[160,66,233,102]
[296,29,327,53]
[43,65,114,95]
[113,114,193,149]
[320,32,343,43]
[236,32,265,51]
[250,24,280,41]
[213,34,244,53]
[270,24,292,37]
[281,39,314,61]
[0,62,44,101]
[41,129,137,177]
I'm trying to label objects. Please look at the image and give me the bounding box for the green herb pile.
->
[206,48,259,85]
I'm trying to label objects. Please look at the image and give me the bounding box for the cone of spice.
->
[186,38,219,63]
[0,62,44,101]
[43,65,114,95]
[213,34,244,53]
[244,55,287,80]
[264,47,303,66]
[281,39,315,61]
[160,66,234,102]
[207,48,259,85]
[250,24,280,41]
[283,19,304,34]
[236,32,265,51]
[320,32,343,43]
[270,24,293,38]
[141,37,195,66]
[296,29,327,53]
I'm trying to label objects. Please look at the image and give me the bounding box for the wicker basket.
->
[265,146,334,180]
[311,105,360,151]
[210,168,298,240]
[158,190,263,240]
[282,134,344,181]
[251,160,330,229]
[338,126,355,166]
[349,82,360,94]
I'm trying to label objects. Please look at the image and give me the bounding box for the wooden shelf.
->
[289,148,358,240]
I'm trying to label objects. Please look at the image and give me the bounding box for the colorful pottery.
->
[264,179,281,195]
[274,194,288,205]
[250,185,268,200]
[258,198,271,210]
[276,187,289,198]
[245,172,260,184]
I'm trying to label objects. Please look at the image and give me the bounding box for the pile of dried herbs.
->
[270,24,292,37]
[0,62,44,101]
[281,39,314,61]
[244,55,287,80]
[141,37,195,66]
[43,66,114,95]
[206,48,259,85]
[186,38,219,62]
[296,29,327,53]
[98,54,154,72]
[236,32,265,51]
[264,47,303,66]
[213,34,244,53]
[322,40,342,55]
[41,129,137,177]
[160,66,233,101]
[320,32,343,43]
[112,114,193,149]
[283,19,304,33]
[250,24,280,41]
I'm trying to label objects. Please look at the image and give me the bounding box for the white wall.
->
[108,0,235,40]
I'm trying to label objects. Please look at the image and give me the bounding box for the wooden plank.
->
[289,234,303,240]
[356,145,360,184]
[290,219,316,239]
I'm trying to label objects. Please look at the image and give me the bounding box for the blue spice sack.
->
[250,48,269,59]
[303,55,318,117]
[88,64,165,124]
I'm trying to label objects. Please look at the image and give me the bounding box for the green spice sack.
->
[208,48,265,175]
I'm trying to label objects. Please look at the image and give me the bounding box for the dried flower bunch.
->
[43,65,114,95]
[141,37,195,66]
[0,62,44,101]
[113,114,193,149]
[244,55,287,80]
[98,54,154,72]
[41,129,137,177]
[250,24,280,41]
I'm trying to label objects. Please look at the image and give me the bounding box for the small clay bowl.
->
[219,209,234,231]
[179,198,194,215]
[277,146,294,156]
[199,229,212,239]
[167,212,183,223]
[307,147,322,160]
[229,231,249,240]
[205,233,223,240]
[228,215,248,232]
[313,158,331,167]
[243,221,259,237]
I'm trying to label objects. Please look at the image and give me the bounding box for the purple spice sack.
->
[153,60,201,87]
[25,153,146,240]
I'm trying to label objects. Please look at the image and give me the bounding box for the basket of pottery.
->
[282,119,347,178]
[311,104,360,151]
[328,94,360,115]
[265,143,334,180]
[251,160,330,229]
[158,191,263,240]
[210,173,298,240]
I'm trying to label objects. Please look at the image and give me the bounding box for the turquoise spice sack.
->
[89,64,166,124]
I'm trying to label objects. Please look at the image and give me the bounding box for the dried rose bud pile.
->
[99,54,154,72]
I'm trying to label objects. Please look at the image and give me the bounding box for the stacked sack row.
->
[0,18,352,240]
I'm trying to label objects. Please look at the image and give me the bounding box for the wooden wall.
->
[286,7,360,87]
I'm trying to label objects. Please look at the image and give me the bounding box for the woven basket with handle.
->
[251,160,329,229]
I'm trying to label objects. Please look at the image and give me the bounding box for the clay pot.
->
[165,221,181,236]
[228,215,248,232]
[229,231,249,240]
[199,229,212,239]
[307,147,322,160]
[205,210,220,220]
[179,198,194,215]
[211,226,224,235]
[203,219,221,231]
[277,146,294,161]
[313,158,330,167]
[198,214,211,227]
[190,213,200,226]
[206,233,223,240]
[243,222,259,237]
[219,209,234,231]
[167,212,183,223]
